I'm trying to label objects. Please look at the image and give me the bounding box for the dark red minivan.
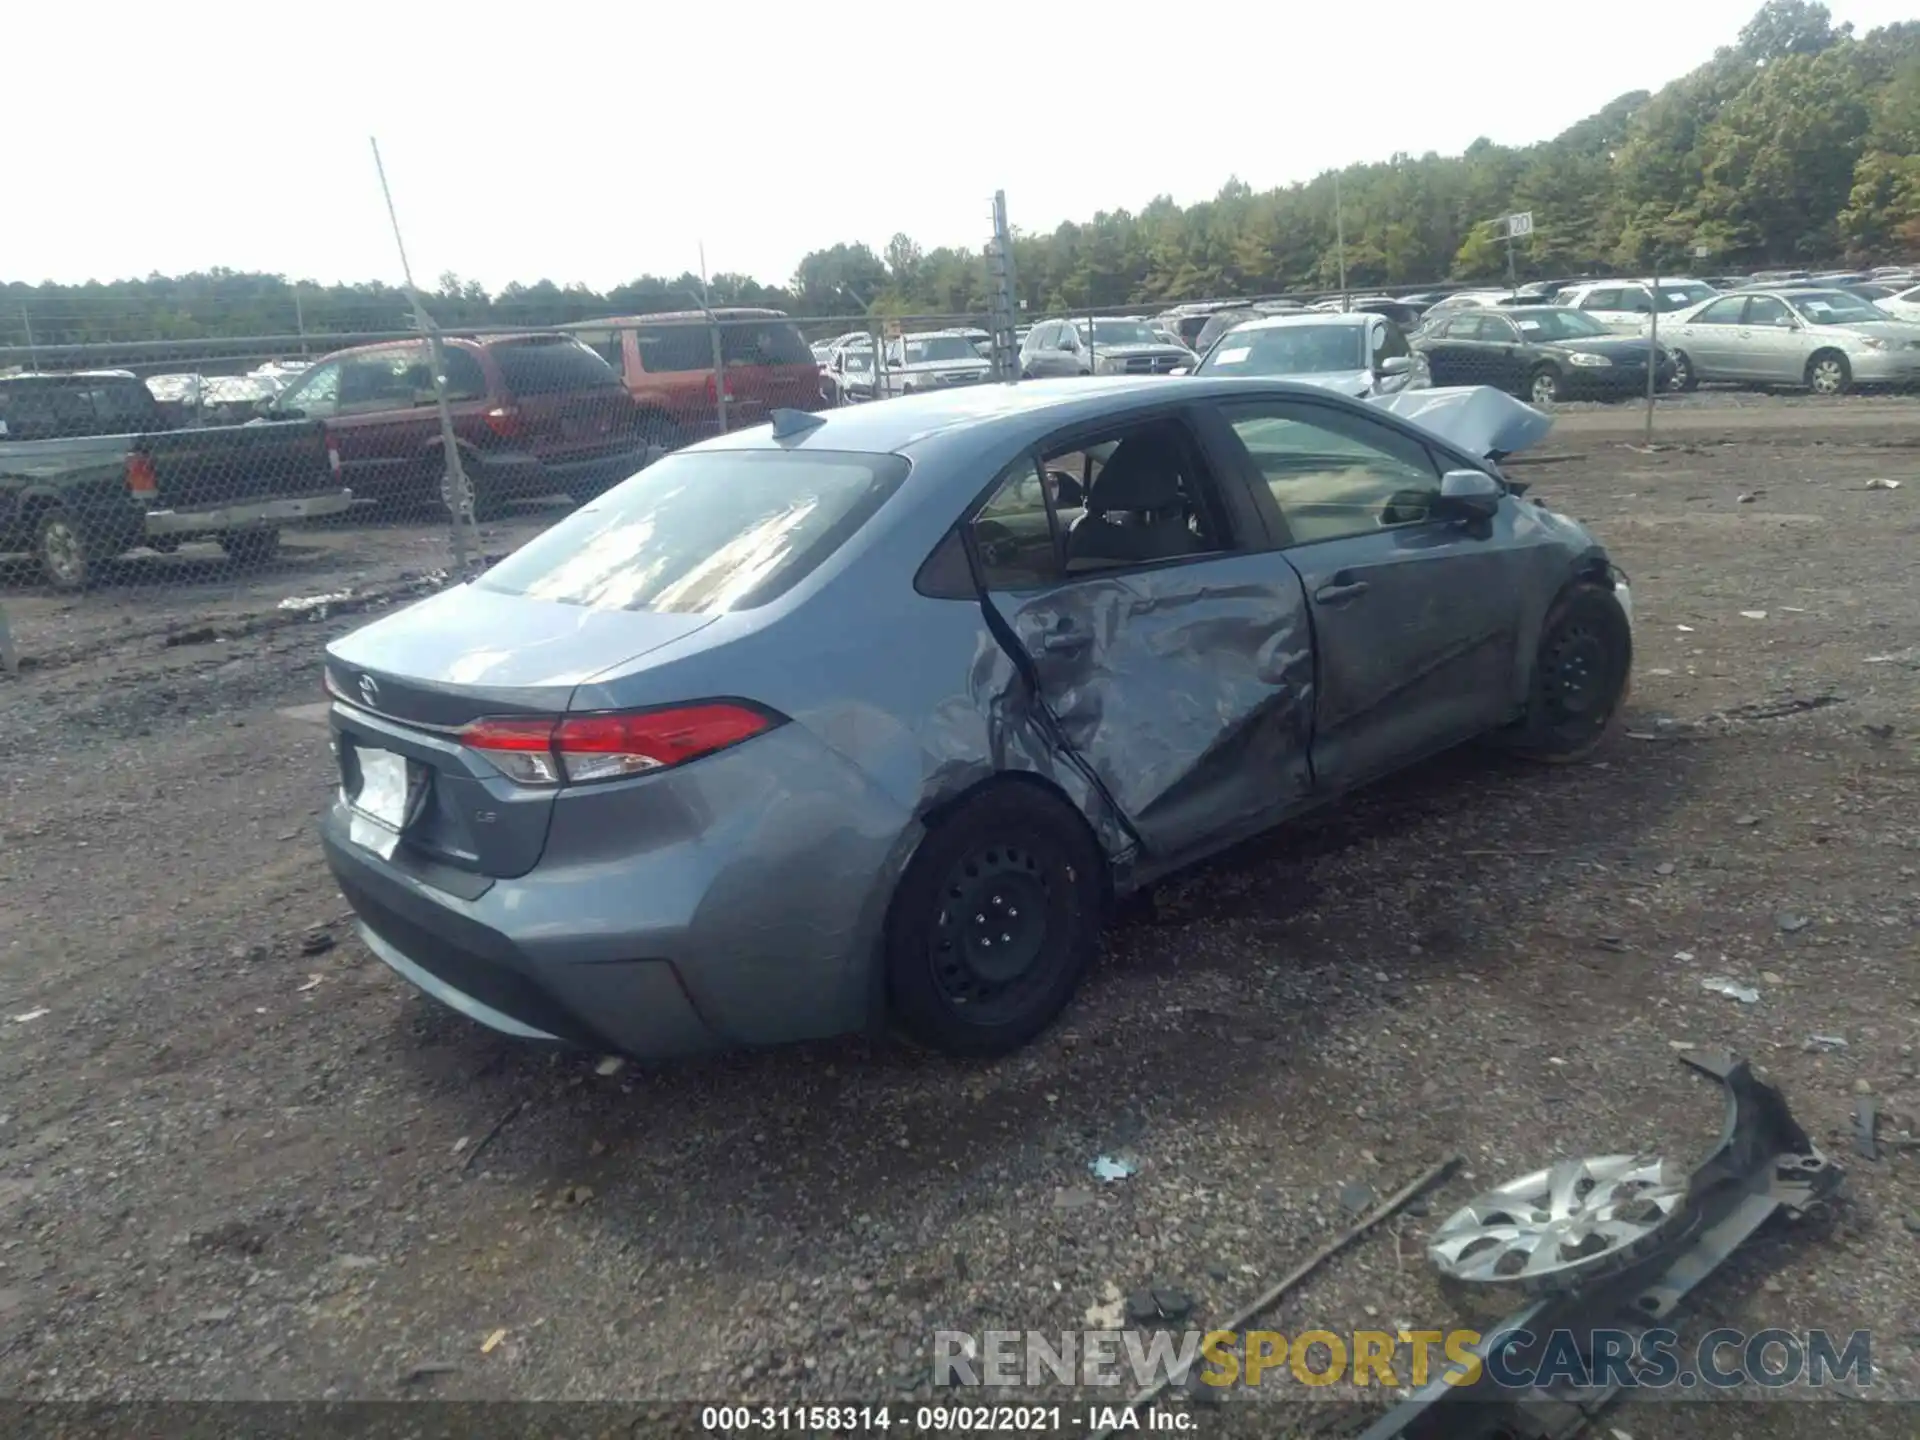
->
[264,334,653,513]
[566,309,825,448]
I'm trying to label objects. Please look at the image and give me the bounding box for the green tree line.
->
[5,2,1916,351]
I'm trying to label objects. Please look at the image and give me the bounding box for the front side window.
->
[1216,400,1442,545]
[337,347,431,414]
[1689,297,1747,326]
[477,449,908,614]
[1744,295,1793,328]
[635,324,717,374]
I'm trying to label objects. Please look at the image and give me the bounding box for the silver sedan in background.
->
[1662,287,1920,394]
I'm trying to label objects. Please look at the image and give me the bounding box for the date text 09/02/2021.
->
[700,1406,1194,1433]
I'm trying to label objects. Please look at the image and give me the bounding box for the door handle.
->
[1314,580,1371,605]
[1040,628,1090,653]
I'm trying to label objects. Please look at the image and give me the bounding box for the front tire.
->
[1667,349,1698,392]
[1527,366,1562,407]
[884,786,1104,1056]
[1508,581,1633,763]
[1806,350,1851,396]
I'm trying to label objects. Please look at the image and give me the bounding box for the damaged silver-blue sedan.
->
[318,378,1633,1059]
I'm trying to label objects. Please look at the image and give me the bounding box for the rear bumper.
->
[317,719,923,1060]
[146,488,353,536]
[321,811,723,1057]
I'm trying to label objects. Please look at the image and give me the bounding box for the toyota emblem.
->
[358,673,380,708]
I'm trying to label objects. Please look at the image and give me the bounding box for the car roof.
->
[2,369,141,382]
[1230,312,1378,334]
[569,308,791,326]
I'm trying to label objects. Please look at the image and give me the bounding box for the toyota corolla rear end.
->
[317,444,919,1058]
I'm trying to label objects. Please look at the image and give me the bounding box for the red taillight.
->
[127,452,158,498]
[703,373,735,405]
[459,703,778,786]
[484,404,525,439]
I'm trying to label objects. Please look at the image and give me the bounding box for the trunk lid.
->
[324,585,719,878]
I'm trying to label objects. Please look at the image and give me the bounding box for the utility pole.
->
[293,289,308,357]
[986,190,1020,382]
[1643,265,1661,446]
[699,240,727,436]
[371,136,475,575]
[1333,172,1348,310]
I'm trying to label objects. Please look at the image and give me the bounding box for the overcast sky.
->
[3,0,1910,292]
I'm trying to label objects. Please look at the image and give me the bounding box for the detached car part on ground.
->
[1362,1050,1843,1440]
[318,379,1631,1062]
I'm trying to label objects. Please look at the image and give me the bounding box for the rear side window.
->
[478,449,909,614]
[719,320,812,367]
[489,338,622,395]
[634,324,716,374]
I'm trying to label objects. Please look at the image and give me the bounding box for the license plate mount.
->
[348,746,421,859]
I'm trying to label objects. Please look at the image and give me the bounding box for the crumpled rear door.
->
[983,555,1316,862]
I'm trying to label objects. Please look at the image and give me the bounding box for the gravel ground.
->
[1,395,1917,1434]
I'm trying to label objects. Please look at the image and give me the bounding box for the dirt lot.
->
[1,395,1917,1433]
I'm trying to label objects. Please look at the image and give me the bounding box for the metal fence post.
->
[987,190,1020,382]
[0,600,17,678]
[708,316,728,436]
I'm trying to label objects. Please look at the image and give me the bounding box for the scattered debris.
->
[9,1008,48,1024]
[336,1253,380,1271]
[1804,1035,1848,1053]
[1676,623,1695,632]
[1737,492,1757,504]
[1090,1154,1138,1182]
[1085,1282,1127,1331]
[1339,1182,1377,1216]
[164,625,220,648]
[299,927,334,956]
[401,1361,459,1384]
[480,1328,507,1354]
[1673,950,1695,962]
[1739,610,1768,620]
[1090,1155,1460,1440]
[1712,692,1846,723]
[461,1101,526,1172]
[1701,976,1760,1004]
[194,1307,235,1325]
[594,1055,626,1077]
[1732,814,1761,827]
[558,1184,594,1207]
[278,588,356,615]
[1654,862,1676,876]
[296,974,323,992]
[1855,1097,1880,1161]
[1594,936,1628,954]
[1864,477,1901,490]
[1776,912,1810,933]
[1126,1287,1194,1324]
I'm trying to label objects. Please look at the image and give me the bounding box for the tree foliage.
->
[5,5,1917,350]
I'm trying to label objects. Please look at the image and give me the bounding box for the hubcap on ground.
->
[1429,1154,1690,1286]
[931,844,1053,1015]
[1541,618,1609,719]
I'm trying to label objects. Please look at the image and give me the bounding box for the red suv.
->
[566,309,824,448]
[263,334,651,513]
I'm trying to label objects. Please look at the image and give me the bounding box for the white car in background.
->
[1556,279,1720,335]
[1875,282,1920,322]
[1191,311,1428,397]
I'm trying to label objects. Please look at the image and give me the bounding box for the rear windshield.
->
[477,449,910,614]
[489,338,623,395]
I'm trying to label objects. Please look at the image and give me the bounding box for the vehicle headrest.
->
[1087,434,1185,513]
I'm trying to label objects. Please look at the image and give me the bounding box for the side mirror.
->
[1437,469,1502,520]
[1376,355,1412,377]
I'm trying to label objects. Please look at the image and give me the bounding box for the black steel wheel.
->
[885,786,1103,1055]
[1510,581,1633,762]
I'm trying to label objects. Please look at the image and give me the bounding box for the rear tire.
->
[885,786,1104,1056]
[218,528,282,567]
[1667,349,1698,392]
[1806,350,1851,396]
[35,507,97,591]
[1527,366,1562,407]
[1508,581,1633,763]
